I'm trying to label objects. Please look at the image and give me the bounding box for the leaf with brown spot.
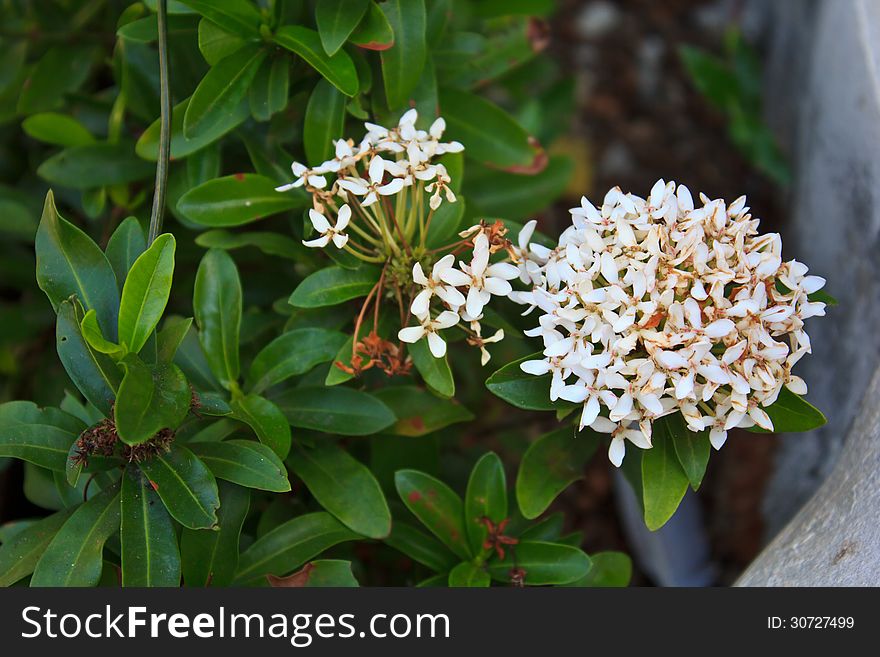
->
[267,560,358,587]
[395,469,471,560]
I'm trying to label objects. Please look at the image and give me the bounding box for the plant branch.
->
[147,0,171,245]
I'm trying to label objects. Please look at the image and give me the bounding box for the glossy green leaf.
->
[181,481,249,586]
[440,87,544,172]
[0,401,84,472]
[104,217,146,290]
[36,191,120,340]
[174,324,223,392]
[179,174,304,227]
[274,25,359,97]
[408,338,455,398]
[486,352,573,411]
[316,0,370,55]
[567,551,632,587]
[190,439,290,492]
[395,469,470,560]
[466,156,573,221]
[137,97,250,161]
[80,308,125,358]
[351,2,395,51]
[249,55,289,121]
[17,44,98,115]
[424,196,465,249]
[184,45,266,139]
[121,465,181,586]
[22,112,95,147]
[231,394,291,459]
[448,561,490,587]
[198,18,246,65]
[384,521,458,573]
[38,142,154,190]
[304,78,346,164]
[156,316,193,363]
[56,299,121,416]
[519,512,565,542]
[661,412,711,491]
[65,432,121,488]
[288,442,390,538]
[118,233,176,354]
[487,541,591,585]
[268,559,359,587]
[275,386,395,436]
[178,0,261,38]
[373,386,472,436]
[30,484,120,587]
[289,265,381,308]
[115,356,190,445]
[641,420,690,531]
[248,328,348,394]
[0,509,74,587]
[196,229,311,260]
[381,0,426,109]
[234,512,359,582]
[516,426,599,519]
[194,249,242,388]
[464,452,508,556]
[138,444,220,530]
[747,387,827,433]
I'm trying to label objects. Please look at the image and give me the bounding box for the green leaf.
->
[36,191,120,340]
[22,112,95,147]
[661,412,711,491]
[373,386,472,436]
[189,439,290,492]
[641,420,690,531]
[118,233,176,355]
[408,339,454,398]
[465,156,574,220]
[747,386,828,434]
[679,45,740,111]
[267,559,359,587]
[249,55,289,121]
[566,551,631,587]
[464,452,507,556]
[275,386,395,436]
[80,308,125,358]
[395,469,470,560]
[439,87,544,171]
[184,45,266,139]
[196,229,311,261]
[516,426,599,519]
[156,316,193,363]
[384,521,458,573]
[808,288,837,306]
[138,444,220,530]
[231,394,291,459]
[248,328,348,394]
[180,481,249,586]
[121,465,181,586]
[381,0,426,110]
[448,561,490,587]
[486,352,573,411]
[304,78,347,164]
[104,217,146,291]
[289,265,381,308]
[179,174,303,227]
[425,196,465,249]
[194,249,242,388]
[56,299,121,416]
[519,512,565,542]
[316,0,370,55]
[197,18,246,65]
[351,2,395,51]
[0,509,74,587]
[37,143,154,190]
[30,484,120,587]
[137,97,250,161]
[178,0,261,38]
[274,25,359,97]
[487,541,591,585]
[0,401,84,472]
[114,356,191,445]
[17,44,98,115]
[288,442,390,539]
[65,433,121,488]
[234,512,359,582]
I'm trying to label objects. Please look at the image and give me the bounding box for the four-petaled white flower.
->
[458,233,520,318]
[302,205,350,249]
[398,310,460,358]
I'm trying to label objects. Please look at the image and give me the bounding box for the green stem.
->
[147,0,171,245]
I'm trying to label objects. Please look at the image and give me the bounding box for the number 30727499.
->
[768,617,855,629]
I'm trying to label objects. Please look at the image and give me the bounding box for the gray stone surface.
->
[749,0,880,538]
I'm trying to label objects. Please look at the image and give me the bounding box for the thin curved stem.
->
[148,0,171,245]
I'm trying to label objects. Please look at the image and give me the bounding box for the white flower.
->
[398,310,460,358]
[276,161,327,191]
[302,205,350,249]
[411,254,467,315]
[458,233,520,318]
[337,155,405,206]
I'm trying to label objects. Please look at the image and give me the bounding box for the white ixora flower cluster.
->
[512,179,826,467]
